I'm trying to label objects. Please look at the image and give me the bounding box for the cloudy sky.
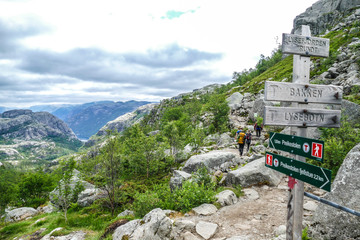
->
[0,0,319,108]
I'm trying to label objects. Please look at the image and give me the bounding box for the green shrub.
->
[310,118,360,179]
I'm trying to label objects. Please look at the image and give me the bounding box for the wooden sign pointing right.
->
[282,33,330,57]
[265,81,343,105]
[264,106,341,128]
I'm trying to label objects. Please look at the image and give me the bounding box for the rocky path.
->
[177,177,290,239]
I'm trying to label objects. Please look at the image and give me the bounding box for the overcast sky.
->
[0,0,319,108]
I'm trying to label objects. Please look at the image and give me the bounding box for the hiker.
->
[235,127,246,156]
[245,130,252,151]
[254,122,262,137]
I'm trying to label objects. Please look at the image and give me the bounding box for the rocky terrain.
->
[0,110,81,165]
[1,0,359,239]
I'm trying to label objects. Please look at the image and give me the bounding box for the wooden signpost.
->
[282,33,330,57]
[263,25,342,240]
[265,81,343,104]
[264,106,341,127]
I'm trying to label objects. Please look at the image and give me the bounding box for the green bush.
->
[132,179,217,217]
[311,118,360,179]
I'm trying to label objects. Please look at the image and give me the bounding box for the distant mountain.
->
[86,103,158,147]
[59,101,152,139]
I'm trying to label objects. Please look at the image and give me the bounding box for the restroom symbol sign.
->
[312,143,323,159]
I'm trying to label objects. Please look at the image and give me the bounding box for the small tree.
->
[53,157,82,223]
[0,166,18,218]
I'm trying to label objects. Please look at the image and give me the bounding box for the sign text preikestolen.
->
[265,152,331,192]
[269,132,324,162]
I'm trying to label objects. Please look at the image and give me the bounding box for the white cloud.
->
[0,0,319,108]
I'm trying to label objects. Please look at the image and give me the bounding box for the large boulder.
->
[309,143,360,239]
[292,0,360,35]
[182,151,238,174]
[5,207,38,222]
[113,208,173,240]
[226,157,283,187]
[227,92,243,111]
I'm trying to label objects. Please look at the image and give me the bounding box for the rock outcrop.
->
[309,143,360,239]
[182,151,240,174]
[292,0,360,35]
[0,110,77,140]
[113,208,173,240]
[226,157,283,187]
[5,207,38,222]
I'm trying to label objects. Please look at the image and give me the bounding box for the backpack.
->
[237,132,246,144]
[246,133,251,143]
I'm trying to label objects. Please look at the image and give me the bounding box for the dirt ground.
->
[176,147,322,240]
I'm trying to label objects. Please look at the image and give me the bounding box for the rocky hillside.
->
[85,103,158,147]
[0,110,82,166]
[0,1,359,240]
[0,110,76,140]
[56,100,151,139]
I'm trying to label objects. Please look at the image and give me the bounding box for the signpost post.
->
[263,25,341,240]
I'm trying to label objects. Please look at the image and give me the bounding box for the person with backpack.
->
[245,130,252,151]
[235,127,246,156]
[254,122,262,137]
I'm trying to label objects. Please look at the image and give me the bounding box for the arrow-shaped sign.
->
[269,132,324,162]
[265,152,331,191]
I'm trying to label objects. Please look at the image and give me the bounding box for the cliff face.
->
[0,109,77,140]
[292,0,360,35]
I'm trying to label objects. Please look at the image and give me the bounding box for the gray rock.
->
[217,133,234,147]
[113,219,141,240]
[5,207,38,222]
[243,188,259,200]
[341,99,360,125]
[292,0,359,35]
[215,190,238,206]
[226,237,250,240]
[169,170,192,190]
[182,151,237,174]
[37,204,56,214]
[251,145,266,154]
[309,143,360,239]
[170,220,196,239]
[196,221,218,240]
[77,188,107,207]
[274,225,287,236]
[248,98,273,121]
[192,204,218,216]
[227,92,244,110]
[117,209,135,218]
[113,208,172,240]
[303,201,318,212]
[182,231,201,240]
[226,158,282,187]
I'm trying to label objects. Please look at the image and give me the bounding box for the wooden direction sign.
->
[282,33,330,57]
[265,152,331,191]
[264,81,343,105]
[264,106,341,128]
[269,132,324,162]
